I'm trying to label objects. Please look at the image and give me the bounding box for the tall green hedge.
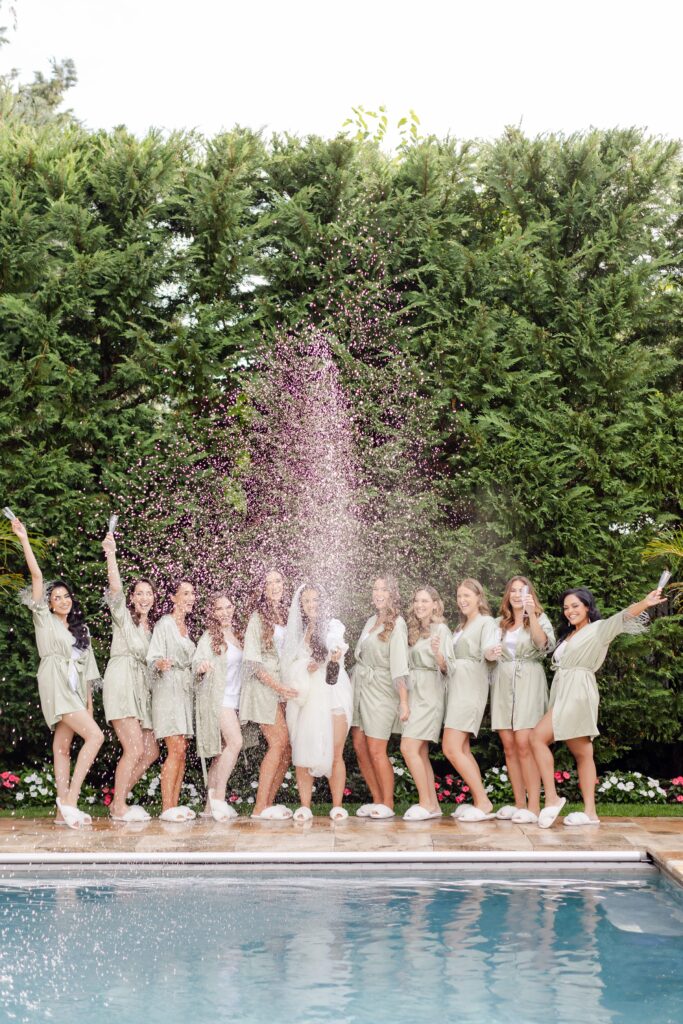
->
[0,120,681,774]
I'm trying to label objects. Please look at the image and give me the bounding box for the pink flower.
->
[672,776,683,786]
[228,794,239,803]
[676,795,683,803]
[343,788,352,796]
[554,771,563,781]
[103,794,112,806]
[456,794,465,803]
[562,771,571,780]
[434,781,441,789]
[1,781,11,789]
[437,792,445,802]
[462,785,470,793]
[445,775,454,785]
[443,790,451,797]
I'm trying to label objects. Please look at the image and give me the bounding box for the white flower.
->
[617,782,625,791]
[285,772,292,780]
[29,788,37,798]
[235,797,242,804]
[485,785,494,794]
[500,775,508,783]
[395,768,404,777]
[633,772,642,778]
[127,791,134,800]
[281,782,288,789]
[38,787,48,796]
[86,796,96,804]
[602,782,612,791]
[250,781,258,789]
[491,768,500,775]
[647,790,655,798]
[147,786,156,797]
[625,782,634,791]
[247,797,254,803]
[15,792,24,801]
[610,776,618,785]
[647,777,658,787]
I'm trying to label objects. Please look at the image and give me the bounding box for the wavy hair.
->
[407,585,446,646]
[456,578,491,626]
[556,588,601,642]
[46,580,90,651]
[248,568,289,651]
[375,575,402,642]
[498,576,543,632]
[206,592,242,656]
[126,578,158,629]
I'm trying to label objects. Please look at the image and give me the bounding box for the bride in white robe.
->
[281,584,353,821]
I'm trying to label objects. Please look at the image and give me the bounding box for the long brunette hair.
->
[407,585,446,646]
[299,584,329,662]
[556,588,602,642]
[249,569,288,650]
[498,576,543,632]
[126,577,158,628]
[456,578,491,627]
[46,580,90,651]
[206,591,242,656]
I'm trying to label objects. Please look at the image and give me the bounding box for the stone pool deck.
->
[0,815,682,883]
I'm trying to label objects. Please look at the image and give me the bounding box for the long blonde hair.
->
[375,575,402,642]
[456,577,491,626]
[407,585,445,646]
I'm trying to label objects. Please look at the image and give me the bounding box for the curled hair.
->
[557,588,601,642]
[498,576,543,632]
[46,580,90,651]
[299,584,329,662]
[206,592,238,656]
[248,568,288,651]
[407,585,446,646]
[126,578,158,629]
[375,575,402,642]
[456,578,491,626]
[161,578,196,639]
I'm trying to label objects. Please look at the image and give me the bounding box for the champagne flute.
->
[657,570,672,592]
[3,507,17,521]
[108,514,119,535]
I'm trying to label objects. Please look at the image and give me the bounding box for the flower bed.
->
[1,762,682,811]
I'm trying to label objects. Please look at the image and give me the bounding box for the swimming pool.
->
[0,865,681,1023]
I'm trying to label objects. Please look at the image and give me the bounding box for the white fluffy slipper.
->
[293,806,313,822]
[495,805,520,820]
[564,811,600,827]
[55,799,89,830]
[252,805,293,820]
[111,805,150,823]
[511,809,539,824]
[329,806,349,821]
[450,804,468,819]
[457,806,496,823]
[368,804,395,819]
[537,797,567,829]
[159,806,191,823]
[208,789,238,822]
[355,804,377,817]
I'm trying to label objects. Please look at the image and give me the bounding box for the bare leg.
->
[52,721,75,810]
[295,766,314,808]
[111,717,144,817]
[442,728,492,813]
[328,714,349,807]
[566,736,598,818]
[255,706,291,814]
[400,737,438,811]
[529,710,561,807]
[128,729,160,789]
[351,726,382,804]
[210,709,243,802]
[161,735,187,811]
[515,729,541,815]
[58,710,104,805]
[366,736,395,808]
[498,729,526,808]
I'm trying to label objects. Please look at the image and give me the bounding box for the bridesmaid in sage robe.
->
[489,576,555,825]
[102,531,159,822]
[12,517,103,829]
[442,577,498,823]
[400,585,455,821]
[530,585,664,828]
[239,569,297,820]
[146,580,197,822]
[193,592,243,822]
[352,575,410,820]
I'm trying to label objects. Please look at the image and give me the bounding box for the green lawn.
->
[2,802,682,820]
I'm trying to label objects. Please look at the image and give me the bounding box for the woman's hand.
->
[399,699,410,723]
[485,644,503,661]
[278,684,299,699]
[643,588,667,608]
[10,518,28,542]
[329,648,342,663]
[522,594,537,617]
[430,635,441,657]
[196,660,213,675]
[307,660,319,674]
[102,532,116,557]
[155,658,173,672]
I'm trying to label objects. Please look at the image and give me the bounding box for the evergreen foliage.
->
[0,115,680,774]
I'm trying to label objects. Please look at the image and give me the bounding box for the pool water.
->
[1,867,682,1023]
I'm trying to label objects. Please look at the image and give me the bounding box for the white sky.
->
[3,0,682,143]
